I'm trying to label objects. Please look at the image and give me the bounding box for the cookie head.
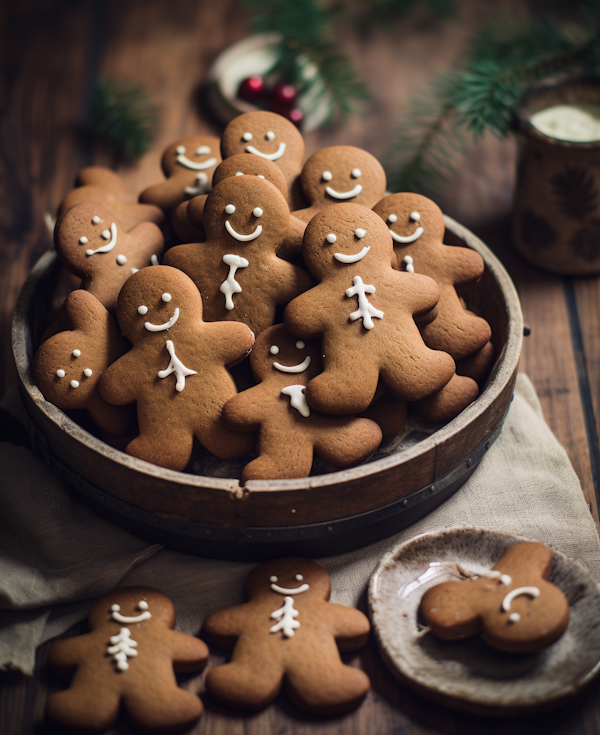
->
[245,558,331,602]
[250,324,322,383]
[88,587,176,630]
[221,111,304,168]
[162,135,220,178]
[300,146,386,208]
[302,203,393,279]
[34,334,101,408]
[212,154,289,199]
[373,192,444,251]
[117,265,202,343]
[203,175,289,247]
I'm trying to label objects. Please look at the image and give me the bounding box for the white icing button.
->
[92,216,101,224]
[253,207,263,217]
[266,131,275,141]
[410,211,421,221]
[72,350,81,357]
[351,168,362,178]
[196,145,211,155]
[508,612,520,623]
[225,204,235,214]
[296,341,305,350]
[270,575,278,582]
[138,305,148,315]
[295,574,303,581]
[84,368,93,377]
[242,132,253,141]
[236,171,244,176]
[56,369,65,378]
[162,293,172,302]
[355,228,366,239]
[79,236,88,244]
[388,213,398,223]
[116,254,127,265]
[322,171,333,181]
[101,229,111,240]
[270,345,280,355]
[70,380,79,388]
[176,145,186,154]
[139,600,149,610]
[326,233,337,243]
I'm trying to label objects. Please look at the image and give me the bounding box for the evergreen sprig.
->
[89,78,159,163]
[386,5,600,197]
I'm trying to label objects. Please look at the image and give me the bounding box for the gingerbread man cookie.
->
[284,203,457,415]
[58,166,165,230]
[202,558,370,714]
[99,265,255,470]
[292,146,387,224]
[419,542,570,653]
[163,175,312,335]
[54,202,164,313]
[33,290,135,436]
[223,324,383,480]
[139,134,221,211]
[373,193,492,364]
[46,587,208,733]
[220,111,305,209]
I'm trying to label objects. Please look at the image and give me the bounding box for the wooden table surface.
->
[2,1,600,733]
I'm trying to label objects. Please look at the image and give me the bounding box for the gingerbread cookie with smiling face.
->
[419,542,570,653]
[46,587,208,733]
[162,176,312,336]
[54,202,164,313]
[202,558,370,715]
[292,146,387,224]
[223,324,383,481]
[58,166,165,230]
[284,203,457,415]
[220,111,305,209]
[98,265,255,471]
[373,193,492,363]
[33,290,135,436]
[139,134,221,212]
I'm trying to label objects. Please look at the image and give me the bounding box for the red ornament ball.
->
[238,76,265,103]
[288,107,304,129]
[271,82,297,107]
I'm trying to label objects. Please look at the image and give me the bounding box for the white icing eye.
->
[270,345,280,355]
[176,145,186,154]
[270,575,278,582]
[79,236,88,244]
[351,168,362,178]
[72,350,81,357]
[92,216,101,224]
[56,369,65,378]
[70,380,79,388]
[116,254,127,265]
[138,600,149,610]
[296,341,305,350]
[253,207,263,218]
[322,171,333,181]
[410,211,421,221]
[326,233,337,244]
[101,229,111,240]
[387,213,397,223]
[84,368,93,377]
[225,204,235,214]
[162,293,172,302]
[111,604,120,612]
[243,132,253,142]
[355,228,366,239]
[295,574,303,581]
[257,174,265,179]
[266,131,275,141]
[236,171,244,176]
[138,305,148,315]
[196,146,211,155]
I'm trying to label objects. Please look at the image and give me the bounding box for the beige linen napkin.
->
[1,373,599,675]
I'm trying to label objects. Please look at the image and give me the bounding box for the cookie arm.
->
[206,321,255,367]
[98,352,138,406]
[446,246,485,289]
[129,221,165,261]
[283,289,325,340]
[222,388,264,431]
[47,636,88,677]
[325,604,371,653]
[201,604,249,650]
[169,631,210,673]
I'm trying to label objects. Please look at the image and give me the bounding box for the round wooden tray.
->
[12,216,523,560]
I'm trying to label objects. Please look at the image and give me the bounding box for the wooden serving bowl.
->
[12,216,522,560]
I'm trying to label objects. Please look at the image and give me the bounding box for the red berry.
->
[272,81,297,107]
[288,108,304,129]
[238,76,265,103]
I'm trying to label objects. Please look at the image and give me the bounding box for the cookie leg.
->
[126,431,194,471]
[124,688,203,732]
[198,421,256,460]
[411,373,479,422]
[285,662,370,715]
[206,660,283,711]
[46,687,120,732]
[241,443,313,482]
[313,418,382,468]
[306,370,379,415]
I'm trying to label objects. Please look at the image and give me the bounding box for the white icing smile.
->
[334,246,370,264]
[85,222,117,256]
[175,146,218,171]
[389,214,424,243]
[273,356,311,373]
[325,183,363,200]
[501,586,540,612]
[245,142,286,161]
[225,219,262,241]
[111,601,151,624]
[144,307,180,332]
[270,579,310,595]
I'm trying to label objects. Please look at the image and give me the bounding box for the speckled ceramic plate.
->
[368,527,600,715]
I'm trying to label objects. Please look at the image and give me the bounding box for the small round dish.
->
[368,527,600,715]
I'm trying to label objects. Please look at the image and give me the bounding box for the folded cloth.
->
[1,373,599,675]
